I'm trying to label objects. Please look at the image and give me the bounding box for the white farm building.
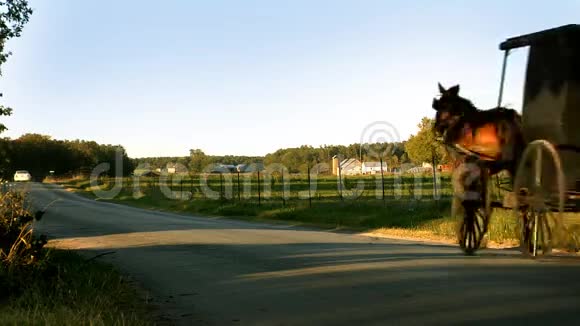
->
[362,161,388,175]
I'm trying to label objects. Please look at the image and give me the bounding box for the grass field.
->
[0,249,155,326]
[65,171,457,202]
[49,172,536,246]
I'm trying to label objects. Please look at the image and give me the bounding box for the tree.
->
[189,149,211,173]
[390,155,399,169]
[0,0,33,132]
[2,134,134,179]
[404,117,447,165]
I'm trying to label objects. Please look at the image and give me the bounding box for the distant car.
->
[13,170,32,182]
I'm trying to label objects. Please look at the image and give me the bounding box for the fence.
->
[91,169,456,206]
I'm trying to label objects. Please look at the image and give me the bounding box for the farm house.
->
[361,161,388,175]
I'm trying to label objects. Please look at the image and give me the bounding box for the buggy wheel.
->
[458,200,491,255]
[513,140,565,257]
[453,160,491,255]
[518,202,557,256]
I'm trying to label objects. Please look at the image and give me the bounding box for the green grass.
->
[51,174,528,245]
[58,172,457,202]
[0,249,155,326]
[52,174,580,251]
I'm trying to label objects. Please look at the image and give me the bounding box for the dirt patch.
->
[361,228,520,249]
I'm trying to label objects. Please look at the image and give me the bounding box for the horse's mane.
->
[454,95,478,113]
[457,95,521,125]
[473,105,522,124]
[442,97,522,145]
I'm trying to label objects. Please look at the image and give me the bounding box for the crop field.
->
[84,172,457,202]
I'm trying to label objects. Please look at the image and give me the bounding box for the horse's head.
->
[432,83,476,138]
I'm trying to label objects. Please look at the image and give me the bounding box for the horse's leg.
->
[497,117,526,187]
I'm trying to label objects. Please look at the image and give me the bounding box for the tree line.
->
[0,117,447,180]
[132,129,445,175]
[0,134,133,181]
[133,143,411,174]
[133,149,264,174]
[129,117,449,175]
[262,143,411,173]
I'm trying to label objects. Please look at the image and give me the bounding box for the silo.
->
[332,155,339,176]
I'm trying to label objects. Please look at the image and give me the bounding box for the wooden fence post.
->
[237,171,241,201]
[257,170,261,206]
[308,166,312,208]
[380,157,385,204]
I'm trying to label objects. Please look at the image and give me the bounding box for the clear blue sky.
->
[0,0,578,158]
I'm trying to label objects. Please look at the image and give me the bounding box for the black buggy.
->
[454,24,580,257]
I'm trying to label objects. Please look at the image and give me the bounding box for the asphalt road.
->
[20,182,580,325]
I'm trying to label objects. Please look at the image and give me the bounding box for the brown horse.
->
[432,83,526,179]
[432,83,530,254]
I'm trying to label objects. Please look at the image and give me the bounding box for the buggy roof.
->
[499,24,580,50]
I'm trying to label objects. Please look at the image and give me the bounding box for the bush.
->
[0,190,47,266]
[0,190,48,303]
